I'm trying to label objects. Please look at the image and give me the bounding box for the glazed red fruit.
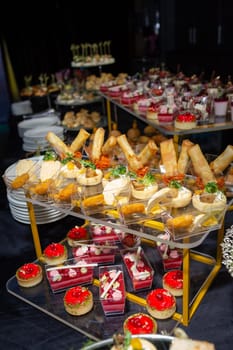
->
[44,243,65,257]
[177,112,196,122]
[67,226,87,240]
[124,313,157,334]
[17,263,41,279]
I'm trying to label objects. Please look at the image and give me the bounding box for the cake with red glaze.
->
[121,247,154,291]
[16,262,43,287]
[64,285,93,316]
[43,243,68,265]
[99,265,125,315]
[146,288,176,319]
[46,259,94,292]
[157,232,183,271]
[91,223,123,244]
[108,84,129,99]
[73,242,116,264]
[157,105,174,123]
[123,313,157,334]
[146,104,159,121]
[67,225,88,247]
[134,97,154,114]
[175,111,197,129]
[163,270,183,296]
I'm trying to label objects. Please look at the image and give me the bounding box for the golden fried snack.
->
[82,194,105,207]
[166,214,194,232]
[209,144,233,174]
[117,134,143,171]
[29,179,53,195]
[69,128,90,153]
[160,138,178,176]
[177,139,194,174]
[53,183,77,202]
[138,139,159,166]
[11,173,29,189]
[121,202,145,216]
[101,135,117,155]
[188,144,216,184]
[46,132,71,158]
[91,127,105,161]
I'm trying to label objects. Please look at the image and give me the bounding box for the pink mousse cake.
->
[99,265,125,315]
[46,259,94,292]
[72,242,116,264]
[121,247,154,290]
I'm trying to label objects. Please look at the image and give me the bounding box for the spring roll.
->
[188,144,216,184]
[210,145,233,174]
[91,127,105,161]
[46,132,71,157]
[138,139,159,166]
[69,128,90,153]
[102,135,117,155]
[117,134,143,171]
[177,139,194,174]
[160,138,178,176]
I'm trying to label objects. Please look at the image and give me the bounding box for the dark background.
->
[2,0,233,92]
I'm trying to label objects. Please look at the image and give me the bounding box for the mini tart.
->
[131,182,158,200]
[43,243,67,265]
[67,226,88,247]
[192,191,227,213]
[64,286,93,316]
[123,312,157,334]
[162,270,183,296]
[76,168,103,186]
[16,263,43,287]
[146,288,176,319]
[175,112,197,130]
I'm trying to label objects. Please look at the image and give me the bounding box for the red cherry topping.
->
[177,112,196,122]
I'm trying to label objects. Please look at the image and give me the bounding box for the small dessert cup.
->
[99,264,126,315]
[121,247,154,291]
[72,240,117,264]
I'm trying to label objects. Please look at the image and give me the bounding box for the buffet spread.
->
[5,65,233,343]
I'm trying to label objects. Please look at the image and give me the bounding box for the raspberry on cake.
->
[16,262,43,288]
[67,225,88,247]
[72,242,116,264]
[163,270,183,296]
[175,111,197,129]
[123,312,157,334]
[43,242,68,266]
[146,288,176,319]
[64,285,93,316]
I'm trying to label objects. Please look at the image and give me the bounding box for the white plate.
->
[18,116,60,137]
[23,125,64,139]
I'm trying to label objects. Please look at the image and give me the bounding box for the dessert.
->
[123,313,157,334]
[91,223,123,244]
[146,288,176,319]
[175,111,197,130]
[108,84,129,99]
[16,262,43,287]
[134,97,154,114]
[121,89,144,106]
[146,104,159,121]
[73,242,116,264]
[43,243,68,265]
[156,232,183,270]
[99,265,126,315]
[66,225,89,247]
[46,259,94,292]
[64,285,93,316]
[121,247,154,290]
[162,270,183,296]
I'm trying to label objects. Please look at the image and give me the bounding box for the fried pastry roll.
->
[188,144,216,184]
[177,139,194,174]
[209,144,233,174]
[160,138,178,176]
[69,128,90,153]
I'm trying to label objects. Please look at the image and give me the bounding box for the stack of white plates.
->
[22,125,64,152]
[4,159,67,225]
[17,114,60,138]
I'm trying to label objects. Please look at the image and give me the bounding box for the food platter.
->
[82,334,174,350]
